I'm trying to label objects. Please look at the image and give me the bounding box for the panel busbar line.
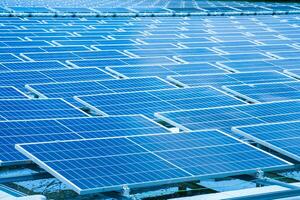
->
[26,77,176,99]
[75,86,245,118]
[155,100,300,132]
[0,115,169,166]
[233,121,300,162]
[16,130,291,195]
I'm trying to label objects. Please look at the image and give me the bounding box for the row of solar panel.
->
[0,69,300,163]
[1,5,300,14]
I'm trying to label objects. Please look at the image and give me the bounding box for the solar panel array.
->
[1,1,300,15]
[16,130,291,194]
[0,3,300,196]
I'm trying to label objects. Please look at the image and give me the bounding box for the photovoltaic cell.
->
[168,71,295,88]
[27,77,176,98]
[156,100,300,132]
[16,130,290,195]
[0,115,169,165]
[233,121,300,162]
[75,86,245,117]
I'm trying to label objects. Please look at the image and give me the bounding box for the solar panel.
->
[107,63,226,78]
[0,86,28,99]
[223,82,300,103]
[67,56,177,68]
[2,61,69,72]
[168,71,295,88]
[16,130,291,195]
[216,60,283,72]
[53,7,94,13]
[214,45,297,54]
[75,86,245,118]
[177,53,272,64]
[21,50,128,62]
[0,68,114,90]
[94,8,132,13]
[0,98,87,121]
[127,48,218,57]
[133,8,170,13]
[26,77,176,98]
[4,41,53,47]
[156,100,300,132]
[0,53,23,63]
[0,115,169,166]
[8,7,51,13]
[233,121,300,162]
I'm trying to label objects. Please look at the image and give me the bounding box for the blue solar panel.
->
[94,8,132,13]
[16,130,290,194]
[2,61,68,71]
[214,45,297,54]
[26,77,176,98]
[0,47,44,54]
[0,68,114,90]
[22,50,128,62]
[223,82,300,103]
[217,60,284,72]
[233,121,300,162]
[177,53,272,64]
[156,100,300,132]
[127,48,217,57]
[168,71,295,88]
[76,86,245,118]
[68,56,177,68]
[53,7,94,13]
[0,98,86,121]
[0,115,169,165]
[107,63,226,78]
[42,46,91,52]
[0,86,28,99]
[133,8,170,13]
[9,7,51,13]
[0,53,23,63]
[4,41,53,47]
